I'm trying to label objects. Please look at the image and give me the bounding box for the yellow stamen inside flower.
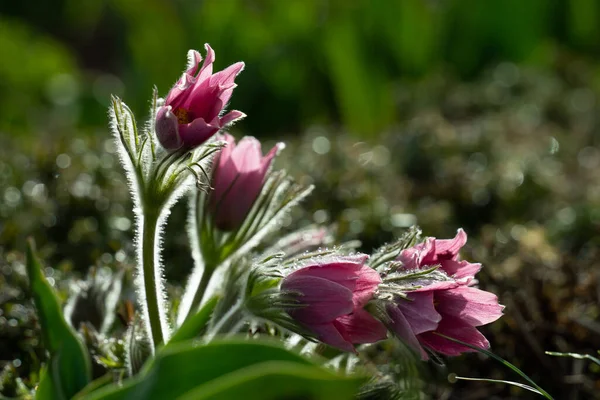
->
[173,107,192,124]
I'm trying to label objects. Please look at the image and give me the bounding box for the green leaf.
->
[167,296,219,346]
[178,360,364,400]
[82,339,359,400]
[26,239,91,400]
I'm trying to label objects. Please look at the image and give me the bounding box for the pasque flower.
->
[208,133,281,231]
[388,230,504,358]
[155,44,245,150]
[281,256,387,352]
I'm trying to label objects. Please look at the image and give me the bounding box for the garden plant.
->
[6,43,600,400]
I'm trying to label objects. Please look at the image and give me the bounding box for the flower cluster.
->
[52,43,510,400]
[386,230,504,358]
[147,45,503,358]
[276,230,503,357]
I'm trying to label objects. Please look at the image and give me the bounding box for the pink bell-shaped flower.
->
[208,133,281,231]
[281,256,387,352]
[389,229,504,358]
[155,44,245,150]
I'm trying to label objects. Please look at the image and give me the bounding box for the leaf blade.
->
[83,339,347,400]
[178,360,364,400]
[26,239,91,399]
[168,296,219,345]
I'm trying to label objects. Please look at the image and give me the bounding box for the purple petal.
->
[164,50,202,107]
[396,292,441,335]
[432,229,467,262]
[212,169,264,230]
[287,263,362,293]
[214,84,236,114]
[155,106,182,150]
[435,286,504,326]
[397,238,434,269]
[335,308,387,344]
[185,49,202,77]
[307,322,355,353]
[281,275,353,323]
[387,304,429,360]
[220,110,246,126]
[231,136,262,173]
[441,259,481,279]
[210,62,245,87]
[418,317,490,356]
[177,117,220,148]
[186,79,221,120]
[352,266,381,308]
[197,43,215,82]
[256,142,282,180]
[210,133,236,200]
[411,280,460,292]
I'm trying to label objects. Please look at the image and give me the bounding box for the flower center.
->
[173,107,193,124]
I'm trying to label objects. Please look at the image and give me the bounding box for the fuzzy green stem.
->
[184,265,215,322]
[141,207,165,348]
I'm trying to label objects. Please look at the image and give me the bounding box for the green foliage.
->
[81,339,364,400]
[0,17,78,137]
[168,296,218,345]
[177,361,362,400]
[25,240,91,399]
[6,0,600,137]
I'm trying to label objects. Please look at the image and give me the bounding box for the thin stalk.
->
[434,332,553,399]
[205,301,244,342]
[181,265,215,322]
[140,207,165,348]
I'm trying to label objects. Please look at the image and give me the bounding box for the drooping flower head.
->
[281,255,387,352]
[208,133,282,231]
[155,44,245,150]
[387,229,504,358]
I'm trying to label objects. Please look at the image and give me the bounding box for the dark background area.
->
[1,1,600,398]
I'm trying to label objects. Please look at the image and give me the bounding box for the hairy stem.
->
[140,207,165,348]
[182,265,215,322]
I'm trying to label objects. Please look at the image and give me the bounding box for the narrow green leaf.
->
[168,296,219,346]
[26,239,91,399]
[178,360,365,400]
[83,339,337,400]
[73,374,114,400]
[433,332,553,399]
[35,366,54,400]
[545,351,600,366]
[452,375,544,396]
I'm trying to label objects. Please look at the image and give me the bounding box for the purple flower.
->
[389,230,504,358]
[397,229,481,284]
[155,45,245,150]
[208,133,281,231]
[281,256,387,352]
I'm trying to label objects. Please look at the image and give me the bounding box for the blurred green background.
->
[2,0,600,399]
[6,0,600,139]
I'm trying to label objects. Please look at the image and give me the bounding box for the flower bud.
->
[281,256,387,352]
[208,134,281,231]
[156,44,245,150]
